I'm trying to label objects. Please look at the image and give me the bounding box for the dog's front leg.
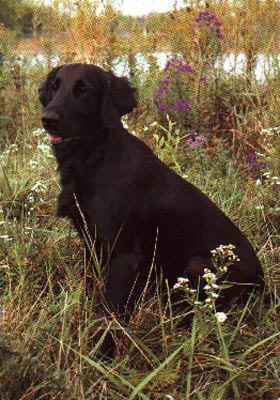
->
[92,252,143,358]
[105,252,144,317]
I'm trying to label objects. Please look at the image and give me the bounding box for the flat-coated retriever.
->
[39,63,263,318]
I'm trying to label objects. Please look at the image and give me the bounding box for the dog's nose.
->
[42,110,60,131]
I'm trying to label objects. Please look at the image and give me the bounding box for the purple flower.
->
[175,100,191,113]
[175,100,185,112]
[160,76,170,85]
[154,86,169,98]
[163,61,170,72]
[158,102,168,113]
[195,135,205,143]
[186,135,205,149]
[246,152,257,164]
[195,9,224,40]
[200,76,208,82]
[245,152,258,169]
[163,57,175,71]
[174,59,195,73]
[163,57,195,74]
[186,137,197,149]
[180,64,195,73]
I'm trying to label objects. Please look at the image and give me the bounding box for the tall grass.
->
[0,1,280,398]
[0,114,279,399]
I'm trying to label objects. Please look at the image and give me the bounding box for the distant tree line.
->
[0,0,61,37]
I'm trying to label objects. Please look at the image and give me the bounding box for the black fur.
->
[39,63,263,319]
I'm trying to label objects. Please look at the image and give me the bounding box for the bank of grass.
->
[0,103,279,399]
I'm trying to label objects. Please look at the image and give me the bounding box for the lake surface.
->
[24,51,280,83]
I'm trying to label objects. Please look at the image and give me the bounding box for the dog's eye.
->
[74,81,88,96]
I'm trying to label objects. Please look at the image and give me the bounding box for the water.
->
[20,51,280,83]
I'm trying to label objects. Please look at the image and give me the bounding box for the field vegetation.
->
[0,0,279,398]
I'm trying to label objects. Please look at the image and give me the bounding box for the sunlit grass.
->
[0,113,279,399]
[0,1,280,395]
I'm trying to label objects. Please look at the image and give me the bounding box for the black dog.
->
[39,63,263,316]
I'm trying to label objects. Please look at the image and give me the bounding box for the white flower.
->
[31,181,47,193]
[203,272,217,282]
[203,284,211,290]
[177,277,189,283]
[215,312,227,323]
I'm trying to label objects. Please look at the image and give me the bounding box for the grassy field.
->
[0,8,280,397]
[0,65,279,399]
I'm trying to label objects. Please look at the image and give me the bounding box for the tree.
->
[0,0,24,30]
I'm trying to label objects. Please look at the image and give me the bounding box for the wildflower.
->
[163,60,171,72]
[186,135,205,149]
[0,235,12,241]
[175,99,191,113]
[195,9,224,40]
[203,284,211,290]
[173,283,181,290]
[215,312,227,323]
[195,135,205,143]
[33,128,45,136]
[177,277,189,284]
[29,160,38,167]
[173,276,190,290]
[160,76,170,85]
[179,63,194,73]
[245,152,264,174]
[155,86,169,98]
[158,102,168,113]
[203,271,217,282]
[175,100,185,112]
[31,181,47,193]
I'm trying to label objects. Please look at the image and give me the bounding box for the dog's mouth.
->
[49,133,63,144]
[48,132,81,145]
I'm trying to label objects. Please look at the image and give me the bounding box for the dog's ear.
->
[101,71,137,129]
[38,66,63,106]
[110,73,137,116]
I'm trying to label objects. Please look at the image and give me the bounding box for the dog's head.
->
[39,63,137,143]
